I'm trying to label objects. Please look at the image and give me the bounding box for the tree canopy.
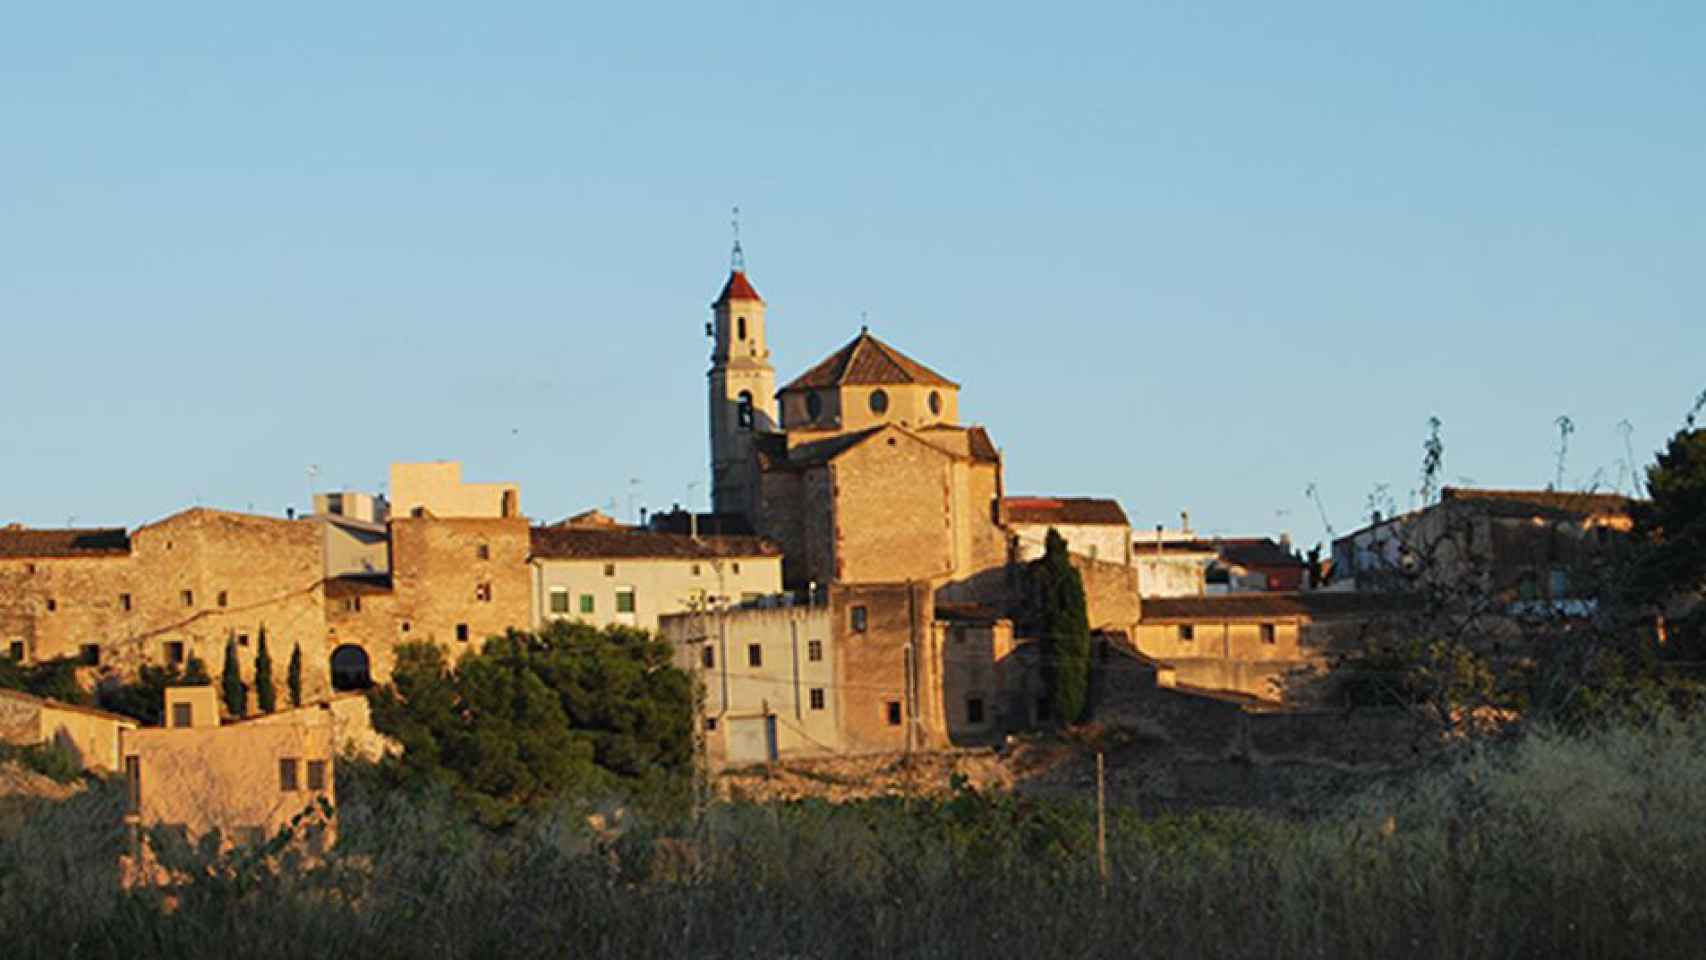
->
[367,620,695,826]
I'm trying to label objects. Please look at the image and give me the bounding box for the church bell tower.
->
[707,234,776,519]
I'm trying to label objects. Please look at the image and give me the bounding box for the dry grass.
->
[3,718,1705,959]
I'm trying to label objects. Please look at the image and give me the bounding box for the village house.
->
[530,524,783,635]
[121,686,338,878]
[0,687,137,772]
[1005,496,1132,567]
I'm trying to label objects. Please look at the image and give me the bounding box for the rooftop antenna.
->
[861,310,869,334]
[1616,419,1638,496]
[1553,415,1574,491]
[1305,482,1336,539]
[730,205,745,273]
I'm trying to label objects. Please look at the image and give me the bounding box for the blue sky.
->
[3,2,1701,548]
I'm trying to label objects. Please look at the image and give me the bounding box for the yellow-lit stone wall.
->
[829,431,954,584]
[833,582,941,752]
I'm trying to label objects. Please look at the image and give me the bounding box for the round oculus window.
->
[806,390,823,420]
[869,389,889,414]
[928,390,942,415]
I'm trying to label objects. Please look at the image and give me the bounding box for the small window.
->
[45,598,57,612]
[705,717,718,731]
[476,582,492,603]
[732,562,742,574]
[342,596,361,613]
[616,590,636,613]
[237,633,250,647]
[165,641,185,665]
[181,590,194,608]
[702,645,715,669]
[869,389,889,414]
[851,606,868,633]
[119,593,132,612]
[966,697,985,725]
[549,588,570,614]
[217,590,228,608]
[929,390,942,415]
[603,564,616,577]
[455,623,469,642]
[809,688,826,711]
[579,594,594,614]
[124,757,141,813]
[1178,625,1194,642]
[748,643,763,668]
[886,700,902,726]
[8,641,24,661]
[171,702,193,728]
[807,639,823,662]
[736,315,747,340]
[279,758,299,792]
[691,563,701,576]
[1260,624,1276,644]
[476,544,490,560]
[80,644,100,666]
[806,390,823,420]
[401,621,411,633]
[737,390,754,429]
[306,760,327,791]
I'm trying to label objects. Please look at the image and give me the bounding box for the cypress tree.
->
[287,642,303,708]
[254,626,276,713]
[1033,528,1092,726]
[221,635,247,718]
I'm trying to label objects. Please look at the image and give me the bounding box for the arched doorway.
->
[330,644,372,691]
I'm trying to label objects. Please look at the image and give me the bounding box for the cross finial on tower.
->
[860,310,868,334]
[730,205,745,272]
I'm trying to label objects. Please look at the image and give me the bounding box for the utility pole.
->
[1096,750,1109,891]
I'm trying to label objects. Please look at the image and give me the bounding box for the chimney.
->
[286,507,295,520]
[1181,511,1191,534]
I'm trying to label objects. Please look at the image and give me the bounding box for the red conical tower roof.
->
[713,270,763,306]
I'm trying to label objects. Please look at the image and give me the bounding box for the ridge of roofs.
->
[530,526,781,560]
[1440,487,1634,516]
[713,270,763,305]
[1140,592,1409,621]
[0,526,132,558]
[0,687,139,725]
[1003,496,1128,526]
[779,331,957,392]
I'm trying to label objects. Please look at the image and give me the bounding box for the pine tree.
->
[254,626,277,713]
[1031,528,1092,726]
[287,642,303,708]
[221,635,247,718]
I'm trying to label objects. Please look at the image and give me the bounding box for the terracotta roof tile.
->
[713,270,763,305]
[0,526,131,558]
[531,527,780,560]
[779,331,956,392]
[1004,497,1129,526]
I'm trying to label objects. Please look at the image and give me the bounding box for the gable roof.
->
[779,331,957,393]
[1217,538,1303,570]
[713,270,763,305]
[1004,497,1128,527]
[921,424,1000,463]
[0,687,139,726]
[530,526,781,561]
[0,525,131,559]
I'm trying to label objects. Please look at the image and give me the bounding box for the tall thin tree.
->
[287,642,304,708]
[221,635,247,718]
[254,625,276,714]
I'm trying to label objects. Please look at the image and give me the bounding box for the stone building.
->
[530,525,783,634]
[0,510,336,703]
[1331,487,1634,601]
[323,515,532,688]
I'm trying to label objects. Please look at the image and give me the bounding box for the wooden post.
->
[1096,750,1109,890]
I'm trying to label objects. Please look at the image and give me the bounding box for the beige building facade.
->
[389,461,520,519]
[531,526,783,635]
[122,687,336,862]
[0,688,137,772]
